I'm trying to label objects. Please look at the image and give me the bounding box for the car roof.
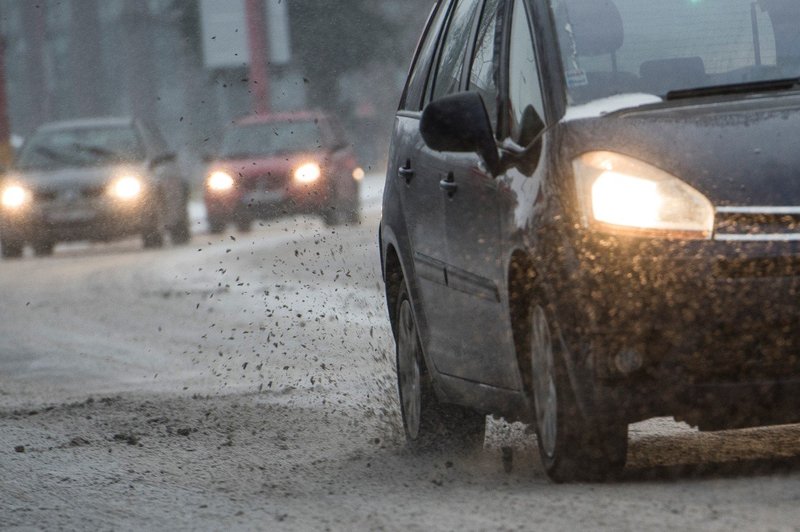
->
[233,112,327,126]
[37,117,137,132]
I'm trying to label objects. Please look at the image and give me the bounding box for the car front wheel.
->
[1,239,24,259]
[529,303,627,482]
[32,239,55,257]
[395,282,485,451]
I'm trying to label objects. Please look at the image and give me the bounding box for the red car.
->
[204,112,362,232]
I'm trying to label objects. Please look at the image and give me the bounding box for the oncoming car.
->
[0,117,190,258]
[203,112,361,232]
[381,0,800,482]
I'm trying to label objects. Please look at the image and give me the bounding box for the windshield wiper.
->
[666,78,800,101]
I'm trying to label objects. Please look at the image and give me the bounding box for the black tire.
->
[344,196,361,225]
[529,303,628,482]
[322,181,356,227]
[395,282,486,451]
[32,240,55,257]
[1,239,24,259]
[208,217,226,235]
[143,230,164,249]
[143,196,166,249]
[170,206,191,245]
[322,205,345,227]
[235,217,253,233]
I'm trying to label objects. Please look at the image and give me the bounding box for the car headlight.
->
[110,175,144,200]
[573,151,714,239]
[207,171,234,192]
[1,185,31,209]
[294,162,321,184]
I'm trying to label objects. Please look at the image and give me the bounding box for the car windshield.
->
[219,121,323,159]
[16,126,145,170]
[550,0,800,106]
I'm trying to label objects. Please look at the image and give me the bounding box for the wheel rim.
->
[397,299,422,440]
[531,305,558,459]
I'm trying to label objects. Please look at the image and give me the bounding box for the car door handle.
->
[398,165,415,184]
[439,173,458,197]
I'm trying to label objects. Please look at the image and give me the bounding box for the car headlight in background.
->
[573,151,714,239]
[110,175,144,200]
[1,184,31,210]
[207,171,235,192]
[294,162,321,184]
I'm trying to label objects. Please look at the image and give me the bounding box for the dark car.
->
[203,112,361,232]
[380,0,800,482]
[0,117,189,258]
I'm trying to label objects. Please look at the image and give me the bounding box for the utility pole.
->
[68,0,104,117]
[122,0,157,124]
[245,0,270,115]
[0,37,13,167]
[22,3,50,132]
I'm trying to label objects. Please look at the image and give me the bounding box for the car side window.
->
[429,0,482,103]
[507,0,545,145]
[401,3,450,111]
[469,0,503,132]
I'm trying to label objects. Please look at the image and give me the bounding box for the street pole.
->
[0,37,13,167]
[22,2,50,132]
[245,0,270,115]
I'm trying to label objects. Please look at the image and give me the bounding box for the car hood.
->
[6,165,144,191]
[561,92,800,206]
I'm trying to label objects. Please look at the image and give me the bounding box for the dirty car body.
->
[203,112,361,232]
[380,0,800,481]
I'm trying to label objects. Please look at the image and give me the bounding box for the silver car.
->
[0,117,190,258]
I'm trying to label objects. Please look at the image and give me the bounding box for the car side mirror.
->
[150,152,176,168]
[420,92,500,176]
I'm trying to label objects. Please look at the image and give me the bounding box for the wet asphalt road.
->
[2,177,800,530]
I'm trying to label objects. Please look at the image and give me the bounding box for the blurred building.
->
[0,0,431,169]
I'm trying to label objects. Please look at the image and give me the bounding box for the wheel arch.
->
[507,248,539,398]
[383,242,404,340]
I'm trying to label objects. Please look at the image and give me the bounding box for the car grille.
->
[239,173,289,192]
[34,185,106,202]
[714,207,800,241]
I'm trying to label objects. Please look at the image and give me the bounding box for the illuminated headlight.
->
[1,185,31,209]
[294,162,321,184]
[207,171,234,192]
[573,151,714,239]
[110,175,144,200]
[352,167,365,181]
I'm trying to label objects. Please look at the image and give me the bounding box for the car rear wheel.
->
[323,181,360,227]
[143,197,166,249]
[395,282,485,451]
[208,217,226,235]
[529,303,628,482]
[235,217,253,233]
[1,239,24,259]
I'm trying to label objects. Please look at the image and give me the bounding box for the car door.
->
[439,0,546,389]
[388,1,454,364]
